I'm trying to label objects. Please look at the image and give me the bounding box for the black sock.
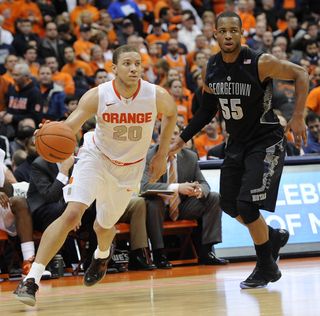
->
[255,240,273,266]
[153,249,163,262]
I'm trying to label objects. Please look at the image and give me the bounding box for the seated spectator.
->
[202,23,219,55]
[186,51,206,92]
[57,23,77,47]
[0,14,13,45]
[0,148,36,278]
[12,149,27,172]
[11,0,44,38]
[27,154,97,271]
[64,94,79,117]
[69,0,99,28]
[258,30,274,54]
[38,65,67,121]
[145,21,170,51]
[36,0,57,27]
[185,34,207,72]
[168,79,192,124]
[176,113,186,129]
[95,32,113,63]
[0,0,15,35]
[45,56,75,95]
[2,54,18,84]
[117,197,156,271]
[96,12,117,45]
[0,63,43,140]
[194,116,223,160]
[154,58,169,86]
[73,10,96,40]
[161,24,188,56]
[0,28,15,75]
[73,23,95,63]
[94,68,110,87]
[10,118,36,155]
[245,20,267,51]
[237,0,256,38]
[13,135,38,182]
[303,40,320,74]
[116,19,139,46]
[127,35,152,71]
[61,46,94,77]
[23,45,40,78]
[88,45,112,75]
[141,124,228,269]
[38,22,67,71]
[302,112,320,154]
[12,19,40,57]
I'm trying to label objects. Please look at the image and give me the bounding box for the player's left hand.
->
[286,116,307,149]
[73,221,82,232]
[0,192,10,208]
[148,153,167,183]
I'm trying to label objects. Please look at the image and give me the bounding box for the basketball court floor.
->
[1,257,319,315]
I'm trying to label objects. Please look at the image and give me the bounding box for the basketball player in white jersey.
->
[14,45,178,307]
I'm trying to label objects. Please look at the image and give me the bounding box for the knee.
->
[237,200,260,224]
[10,196,29,215]
[145,196,165,213]
[61,206,83,228]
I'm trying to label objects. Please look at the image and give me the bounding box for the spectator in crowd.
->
[96,12,117,45]
[303,40,320,72]
[163,38,188,88]
[310,66,320,89]
[302,112,320,154]
[94,68,109,87]
[0,75,10,112]
[45,56,75,95]
[0,27,15,75]
[1,63,43,140]
[237,0,256,38]
[11,149,27,172]
[274,36,288,57]
[73,23,94,63]
[202,23,220,55]
[145,21,170,51]
[304,84,320,117]
[2,54,18,84]
[245,20,267,51]
[11,0,44,37]
[57,23,77,47]
[69,0,99,28]
[38,65,67,121]
[168,79,192,124]
[177,11,202,53]
[141,124,228,269]
[260,0,279,32]
[36,0,57,27]
[61,46,94,77]
[13,135,38,182]
[95,32,112,62]
[88,45,112,74]
[38,22,67,70]
[157,7,171,32]
[259,30,274,53]
[0,0,15,35]
[116,19,139,46]
[271,45,286,60]
[64,94,79,117]
[186,50,206,92]
[161,24,188,55]
[127,35,152,71]
[23,45,40,78]
[176,113,186,129]
[107,0,144,35]
[154,58,169,86]
[194,116,224,160]
[0,15,13,45]
[185,34,207,71]
[10,118,35,155]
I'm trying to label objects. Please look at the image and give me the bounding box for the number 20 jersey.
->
[205,46,280,143]
[94,79,157,164]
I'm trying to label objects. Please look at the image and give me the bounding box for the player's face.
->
[214,17,243,54]
[112,52,142,87]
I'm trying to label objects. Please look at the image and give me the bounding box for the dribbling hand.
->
[34,120,51,136]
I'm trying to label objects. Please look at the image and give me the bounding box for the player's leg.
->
[13,202,87,306]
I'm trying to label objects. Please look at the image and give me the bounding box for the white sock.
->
[94,246,110,259]
[21,241,35,261]
[27,262,46,286]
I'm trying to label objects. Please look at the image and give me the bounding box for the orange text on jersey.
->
[102,112,153,124]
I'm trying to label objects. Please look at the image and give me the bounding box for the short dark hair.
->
[64,94,79,105]
[64,46,75,53]
[215,11,242,29]
[23,45,36,55]
[94,68,108,78]
[168,78,182,88]
[194,50,206,61]
[112,45,141,65]
[306,112,320,126]
[57,23,69,33]
[159,7,170,18]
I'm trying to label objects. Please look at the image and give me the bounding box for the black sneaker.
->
[240,261,282,289]
[271,229,290,262]
[13,278,39,307]
[83,245,114,287]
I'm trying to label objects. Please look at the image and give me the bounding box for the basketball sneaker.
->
[22,255,35,279]
[13,278,39,307]
[83,244,114,287]
[271,229,290,263]
[240,260,282,289]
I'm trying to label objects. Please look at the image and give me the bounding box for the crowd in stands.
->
[1,0,320,277]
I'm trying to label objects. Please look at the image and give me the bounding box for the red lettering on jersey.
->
[119,113,128,123]
[137,113,144,123]
[145,112,152,122]
[111,113,119,123]
[127,113,136,123]
[102,113,110,122]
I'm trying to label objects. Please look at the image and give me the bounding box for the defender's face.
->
[214,17,243,54]
[112,52,142,86]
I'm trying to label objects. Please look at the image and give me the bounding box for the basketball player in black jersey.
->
[169,11,309,289]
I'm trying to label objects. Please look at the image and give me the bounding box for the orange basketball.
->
[35,122,76,163]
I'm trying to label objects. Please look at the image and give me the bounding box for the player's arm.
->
[64,88,99,134]
[148,86,178,183]
[168,64,219,155]
[258,54,309,149]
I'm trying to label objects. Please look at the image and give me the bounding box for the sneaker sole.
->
[240,270,282,289]
[14,294,36,307]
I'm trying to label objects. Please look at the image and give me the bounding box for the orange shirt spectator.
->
[61,60,94,77]
[88,59,112,74]
[0,76,10,111]
[52,72,75,95]
[2,73,14,84]
[306,86,320,115]
[146,28,171,46]
[163,54,187,87]
[134,0,154,34]
[69,1,99,27]
[74,38,94,60]
[11,0,44,37]
[194,133,224,159]
[0,0,15,34]
[154,0,181,24]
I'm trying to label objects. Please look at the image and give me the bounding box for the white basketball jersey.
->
[93,79,157,165]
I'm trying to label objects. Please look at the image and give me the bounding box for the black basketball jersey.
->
[205,46,281,143]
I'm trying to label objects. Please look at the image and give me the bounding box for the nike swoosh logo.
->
[106,102,115,107]
[127,189,132,192]
[101,261,108,271]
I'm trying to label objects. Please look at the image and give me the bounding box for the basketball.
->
[35,122,76,163]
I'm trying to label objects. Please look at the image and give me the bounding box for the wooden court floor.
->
[1,257,320,316]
